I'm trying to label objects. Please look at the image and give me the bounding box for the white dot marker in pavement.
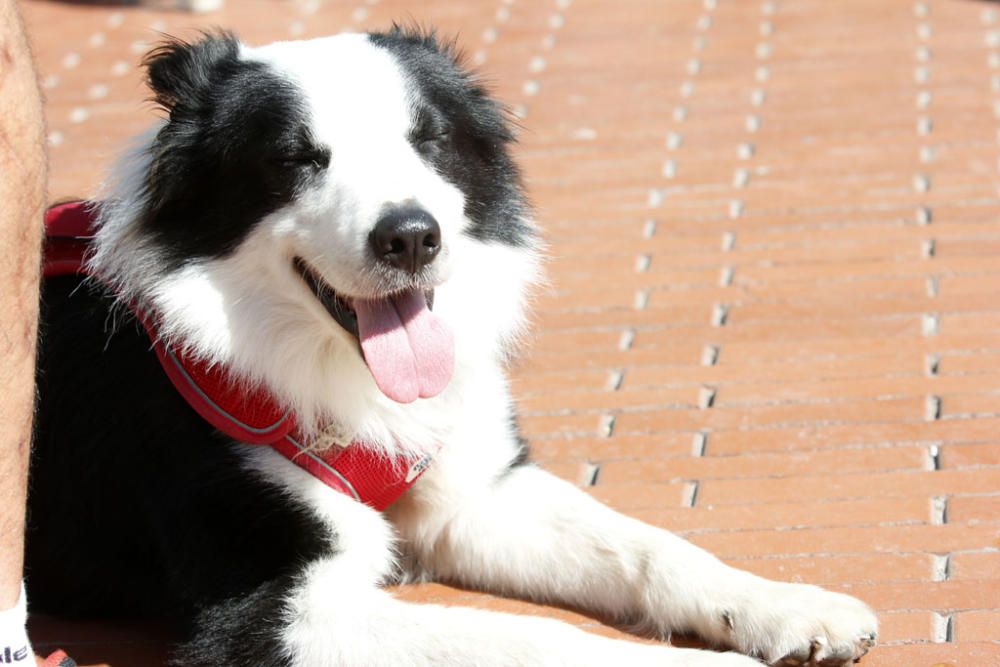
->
[62,52,81,69]
[88,83,109,100]
[922,313,939,336]
[69,107,89,123]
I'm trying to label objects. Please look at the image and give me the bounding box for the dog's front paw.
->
[724,582,877,666]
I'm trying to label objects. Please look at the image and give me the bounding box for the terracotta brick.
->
[615,396,928,434]
[831,580,1000,614]
[875,611,937,644]
[510,369,612,396]
[938,444,1000,469]
[706,418,1000,455]
[698,469,1000,505]
[725,554,934,587]
[952,611,1000,642]
[949,552,1000,581]
[598,447,927,484]
[690,524,1000,560]
[632,497,932,533]
[585,482,690,511]
[859,642,1000,666]
[521,385,701,415]
[529,433,694,462]
[518,411,608,439]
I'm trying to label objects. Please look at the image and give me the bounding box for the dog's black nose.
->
[370,207,441,274]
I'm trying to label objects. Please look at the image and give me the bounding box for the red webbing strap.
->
[42,200,432,511]
[43,200,98,278]
[273,436,436,511]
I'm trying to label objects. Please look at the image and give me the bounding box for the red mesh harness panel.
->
[43,201,432,511]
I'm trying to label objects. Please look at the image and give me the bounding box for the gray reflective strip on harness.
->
[282,434,361,502]
[164,346,293,435]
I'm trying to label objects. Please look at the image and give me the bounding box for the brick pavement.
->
[20,0,1000,664]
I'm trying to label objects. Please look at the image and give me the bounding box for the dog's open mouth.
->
[294,257,360,337]
[293,257,454,404]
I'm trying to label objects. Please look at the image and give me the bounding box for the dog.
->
[28,28,878,667]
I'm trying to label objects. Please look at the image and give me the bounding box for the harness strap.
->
[43,200,431,511]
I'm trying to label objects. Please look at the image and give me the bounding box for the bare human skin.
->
[0,0,46,614]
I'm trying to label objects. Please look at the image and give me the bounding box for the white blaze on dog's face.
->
[90,30,540,448]
[248,35,467,297]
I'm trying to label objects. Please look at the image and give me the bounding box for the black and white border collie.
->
[29,28,877,667]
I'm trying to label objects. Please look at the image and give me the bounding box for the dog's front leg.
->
[394,461,877,667]
[231,450,757,667]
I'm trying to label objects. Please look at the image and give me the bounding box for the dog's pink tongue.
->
[354,290,454,404]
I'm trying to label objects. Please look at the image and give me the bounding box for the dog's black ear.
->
[144,32,241,113]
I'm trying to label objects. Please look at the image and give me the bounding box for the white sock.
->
[0,582,32,663]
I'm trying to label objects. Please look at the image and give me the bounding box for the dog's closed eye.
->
[277,149,330,170]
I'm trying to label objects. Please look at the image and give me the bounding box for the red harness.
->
[43,201,432,511]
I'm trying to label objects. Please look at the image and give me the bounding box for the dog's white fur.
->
[90,33,877,666]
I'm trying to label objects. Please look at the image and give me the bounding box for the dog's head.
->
[91,29,540,441]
